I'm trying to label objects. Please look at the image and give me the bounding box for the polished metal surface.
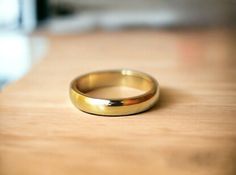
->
[70,69,160,116]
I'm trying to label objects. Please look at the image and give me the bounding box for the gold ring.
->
[70,69,160,116]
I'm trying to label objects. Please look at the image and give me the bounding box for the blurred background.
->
[0,0,235,88]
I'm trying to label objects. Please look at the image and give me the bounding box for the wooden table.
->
[0,28,236,175]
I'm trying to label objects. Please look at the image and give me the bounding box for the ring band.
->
[70,69,160,116]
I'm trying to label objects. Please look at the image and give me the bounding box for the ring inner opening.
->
[76,72,153,99]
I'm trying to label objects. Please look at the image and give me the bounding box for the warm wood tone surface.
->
[0,29,236,175]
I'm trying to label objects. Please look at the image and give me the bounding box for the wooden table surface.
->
[0,28,236,175]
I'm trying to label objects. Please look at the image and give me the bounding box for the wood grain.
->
[0,28,236,175]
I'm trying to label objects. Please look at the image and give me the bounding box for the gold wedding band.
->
[70,69,160,116]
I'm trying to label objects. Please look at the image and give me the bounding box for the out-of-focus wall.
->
[50,0,236,25]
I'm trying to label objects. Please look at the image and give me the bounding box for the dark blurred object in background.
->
[36,0,50,24]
